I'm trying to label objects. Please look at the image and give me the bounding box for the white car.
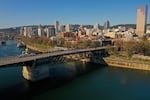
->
[29,53,36,56]
[18,54,28,58]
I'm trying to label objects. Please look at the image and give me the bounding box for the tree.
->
[123,41,136,58]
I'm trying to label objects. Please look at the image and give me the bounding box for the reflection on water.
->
[0,61,104,100]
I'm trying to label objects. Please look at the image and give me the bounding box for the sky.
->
[0,0,149,28]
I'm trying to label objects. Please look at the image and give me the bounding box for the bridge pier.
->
[22,65,50,82]
[22,56,71,82]
[22,60,50,82]
[89,51,108,65]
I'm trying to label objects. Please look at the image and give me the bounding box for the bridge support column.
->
[22,66,50,82]
[79,52,90,62]
[22,60,49,82]
[89,51,107,65]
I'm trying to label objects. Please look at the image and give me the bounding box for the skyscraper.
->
[104,20,110,29]
[23,27,34,37]
[65,24,73,32]
[55,21,59,35]
[38,25,44,37]
[60,25,65,32]
[136,5,148,37]
[94,23,100,30]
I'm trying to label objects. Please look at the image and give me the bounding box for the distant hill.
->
[111,24,150,29]
[111,24,136,29]
[0,27,20,34]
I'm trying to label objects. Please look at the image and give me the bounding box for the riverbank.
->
[104,56,150,71]
[16,39,54,53]
[26,44,48,53]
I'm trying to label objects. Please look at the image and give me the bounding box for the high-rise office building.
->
[65,24,73,32]
[44,27,55,37]
[104,20,110,29]
[38,25,44,37]
[55,21,59,35]
[20,27,24,35]
[94,23,100,30]
[60,25,65,32]
[23,27,34,37]
[136,5,148,37]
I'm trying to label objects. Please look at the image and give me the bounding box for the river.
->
[1,40,150,100]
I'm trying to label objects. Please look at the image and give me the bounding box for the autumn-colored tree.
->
[123,40,136,58]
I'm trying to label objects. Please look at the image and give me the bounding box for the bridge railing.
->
[0,46,114,67]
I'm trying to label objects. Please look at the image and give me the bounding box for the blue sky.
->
[0,0,149,28]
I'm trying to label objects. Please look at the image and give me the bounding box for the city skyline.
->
[0,0,149,29]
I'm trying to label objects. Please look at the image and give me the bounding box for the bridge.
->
[0,47,109,82]
[0,47,108,67]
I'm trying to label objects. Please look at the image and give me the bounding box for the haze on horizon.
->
[0,0,149,29]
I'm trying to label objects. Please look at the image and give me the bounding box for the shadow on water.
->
[0,61,106,100]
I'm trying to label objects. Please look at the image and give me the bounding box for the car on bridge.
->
[29,53,36,56]
[18,54,29,58]
[18,53,36,58]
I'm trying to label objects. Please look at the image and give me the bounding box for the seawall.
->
[104,57,150,71]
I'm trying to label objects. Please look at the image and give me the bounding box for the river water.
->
[1,40,150,100]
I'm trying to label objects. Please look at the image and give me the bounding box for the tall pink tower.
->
[136,5,148,37]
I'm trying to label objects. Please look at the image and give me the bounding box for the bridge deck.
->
[0,47,106,67]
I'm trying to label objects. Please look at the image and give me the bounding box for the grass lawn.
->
[28,42,54,50]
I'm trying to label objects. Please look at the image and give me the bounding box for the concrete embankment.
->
[104,57,150,71]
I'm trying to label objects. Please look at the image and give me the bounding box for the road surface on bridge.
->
[0,47,106,67]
